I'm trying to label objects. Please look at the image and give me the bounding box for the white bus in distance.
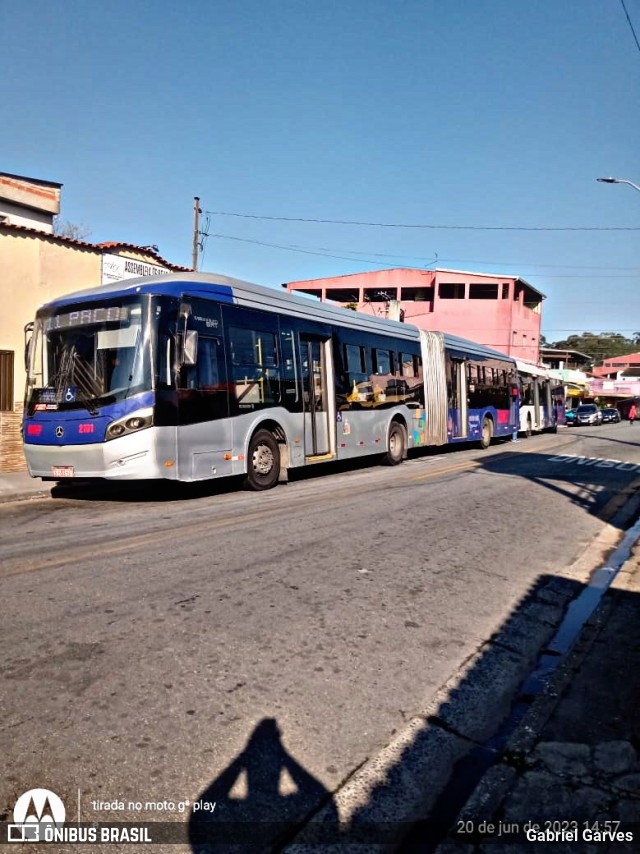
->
[516,359,565,437]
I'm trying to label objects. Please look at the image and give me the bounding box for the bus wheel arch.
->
[244,423,285,490]
[384,418,407,466]
[479,415,494,450]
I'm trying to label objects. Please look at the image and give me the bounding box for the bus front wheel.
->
[384,422,405,466]
[479,418,493,450]
[245,429,280,490]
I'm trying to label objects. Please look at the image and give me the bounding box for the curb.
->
[0,488,53,505]
[436,540,640,850]
[444,551,640,851]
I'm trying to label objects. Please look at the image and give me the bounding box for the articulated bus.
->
[22,273,519,490]
[516,359,565,437]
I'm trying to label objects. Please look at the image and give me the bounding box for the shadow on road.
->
[49,476,246,503]
[45,438,510,504]
[183,558,640,850]
[188,717,338,852]
[475,449,640,530]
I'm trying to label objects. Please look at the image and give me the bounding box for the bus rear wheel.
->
[479,417,493,450]
[525,415,532,438]
[384,422,405,466]
[245,429,280,490]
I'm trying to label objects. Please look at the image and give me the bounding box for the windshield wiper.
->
[78,395,100,416]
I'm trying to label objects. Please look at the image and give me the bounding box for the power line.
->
[209,232,436,268]
[216,233,640,270]
[434,257,640,272]
[205,210,640,232]
[620,0,640,57]
[208,232,640,277]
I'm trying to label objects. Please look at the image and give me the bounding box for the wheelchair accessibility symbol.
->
[64,387,76,403]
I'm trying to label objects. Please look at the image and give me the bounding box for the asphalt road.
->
[1,423,640,850]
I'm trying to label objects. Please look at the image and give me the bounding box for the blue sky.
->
[2,0,639,341]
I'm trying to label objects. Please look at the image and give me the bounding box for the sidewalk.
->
[436,542,640,852]
[0,469,53,504]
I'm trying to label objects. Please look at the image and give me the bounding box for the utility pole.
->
[192,196,201,270]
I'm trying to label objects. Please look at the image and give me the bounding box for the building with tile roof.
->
[0,172,189,471]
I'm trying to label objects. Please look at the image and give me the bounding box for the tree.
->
[547,332,639,365]
[53,216,91,241]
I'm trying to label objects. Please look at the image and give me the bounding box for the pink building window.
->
[439,282,465,299]
[469,283,499,299]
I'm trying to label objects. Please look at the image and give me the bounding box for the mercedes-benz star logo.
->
[55,426,64,438]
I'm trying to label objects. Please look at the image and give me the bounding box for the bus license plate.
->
[52,466,74,478]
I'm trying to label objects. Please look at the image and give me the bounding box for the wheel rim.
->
[483,423,491,443]
[390,429,402,459]
[252,443,274,476]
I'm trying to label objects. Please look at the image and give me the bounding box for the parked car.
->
[565,409,576,425]
[574,403,603,426]
[601,407,621,423]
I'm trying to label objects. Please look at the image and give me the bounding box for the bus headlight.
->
[106,408,153,441]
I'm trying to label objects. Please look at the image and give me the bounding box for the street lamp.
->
[597,177,640,193]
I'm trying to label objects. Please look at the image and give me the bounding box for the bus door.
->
[300,335,331,458]
[450,358,467,438]
[533,378,541,429]
[542,380,553,428]
[551,382,565,426]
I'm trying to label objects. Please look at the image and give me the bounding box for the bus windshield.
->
[25,298,150,412]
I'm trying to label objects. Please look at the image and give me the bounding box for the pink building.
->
[591,352,640,380]
[285,268,545,362]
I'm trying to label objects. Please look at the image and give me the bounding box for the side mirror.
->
[24,321,34,370]
[182,330,198,366]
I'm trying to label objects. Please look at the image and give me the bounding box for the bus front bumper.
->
[24,430,173,480]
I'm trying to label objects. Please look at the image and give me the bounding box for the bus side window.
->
[180,336,223,390]
[371,348,392,405]
[229,326,280,407]
[344,343,370,405]
[177,335,229,421]
[195,337,222,388]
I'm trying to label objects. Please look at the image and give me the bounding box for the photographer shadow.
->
[189,717,339,852]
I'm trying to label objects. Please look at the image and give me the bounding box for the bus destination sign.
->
[44,307,129,332]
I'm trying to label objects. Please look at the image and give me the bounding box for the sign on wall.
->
[101,253,171,284]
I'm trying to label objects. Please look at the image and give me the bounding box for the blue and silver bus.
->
[22,273,518,489]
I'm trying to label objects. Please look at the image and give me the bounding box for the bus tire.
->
[479,417,493,450]
[384,422,405,466]
[245,429,280,491]
[525,415,532,438]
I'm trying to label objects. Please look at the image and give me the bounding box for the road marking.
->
[411,460,480,481]
[548,454,640,472]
